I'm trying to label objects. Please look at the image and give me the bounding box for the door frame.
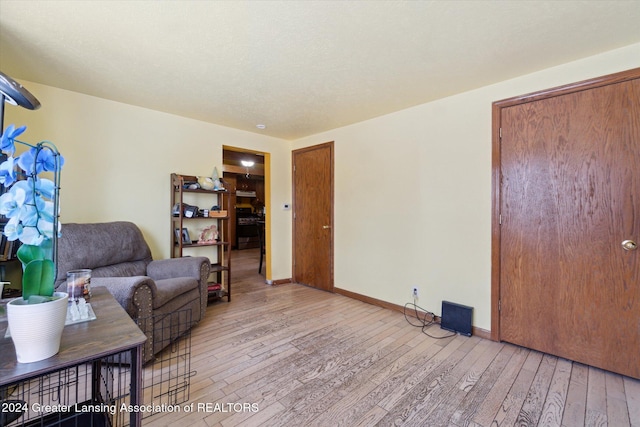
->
[491,67,640,341]
[222,145,271,280]
[292,141,335,291]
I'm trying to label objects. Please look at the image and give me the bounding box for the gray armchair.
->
[54,221,210,363]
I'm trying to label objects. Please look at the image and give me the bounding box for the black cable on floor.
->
[403,299,457,339]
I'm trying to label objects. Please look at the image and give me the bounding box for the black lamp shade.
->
[0,71,40,110]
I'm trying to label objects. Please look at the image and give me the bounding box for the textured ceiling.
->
[1,0,639,140]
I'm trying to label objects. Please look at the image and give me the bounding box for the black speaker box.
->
[441,301,473,336]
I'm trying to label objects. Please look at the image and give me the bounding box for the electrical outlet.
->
[412,286,419,299]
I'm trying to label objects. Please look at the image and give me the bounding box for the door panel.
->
[499,78,639,378]
[292,142,334,291]
[222,174,237,249]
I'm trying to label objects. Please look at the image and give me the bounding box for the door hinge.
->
[498,299,501,311]
[499,127,502,139]
[499,214,502,225]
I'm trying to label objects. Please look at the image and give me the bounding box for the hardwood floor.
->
[146,249,640,427]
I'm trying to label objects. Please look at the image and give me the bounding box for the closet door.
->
[292,142,334,292]
[496,73,639,378]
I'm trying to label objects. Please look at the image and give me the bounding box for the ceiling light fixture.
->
[241,160,254,178]
[256,124,266,130]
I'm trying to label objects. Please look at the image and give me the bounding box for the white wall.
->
[5,84,293,281]
[5,43,638,330]
[292,43,640,331]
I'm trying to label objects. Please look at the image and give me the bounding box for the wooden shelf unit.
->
[171,173,231,302]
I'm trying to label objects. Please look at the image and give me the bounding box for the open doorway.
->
[222,147,270,283]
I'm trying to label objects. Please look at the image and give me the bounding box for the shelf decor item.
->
[0,71,68,363]
[198,225,218,243]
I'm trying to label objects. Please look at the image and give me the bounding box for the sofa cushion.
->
[153,277,199,309]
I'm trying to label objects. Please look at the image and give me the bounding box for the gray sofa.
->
[54,221,210,363]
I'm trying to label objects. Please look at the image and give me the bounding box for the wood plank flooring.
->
[145,249,640,427]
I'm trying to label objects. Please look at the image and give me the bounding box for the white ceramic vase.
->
[7,292,68,363]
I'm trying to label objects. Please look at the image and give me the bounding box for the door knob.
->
[322,225,331,229]
[622,240,638,251]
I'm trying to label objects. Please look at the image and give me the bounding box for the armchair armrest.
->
[91,277,156,319]
[147,257,210,282]
[91,277,156,363]
[147,257,210,322]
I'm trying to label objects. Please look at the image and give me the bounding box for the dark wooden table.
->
[0,286,147,427]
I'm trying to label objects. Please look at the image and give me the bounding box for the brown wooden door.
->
[292,142,334,292]
[497,74,640,378]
